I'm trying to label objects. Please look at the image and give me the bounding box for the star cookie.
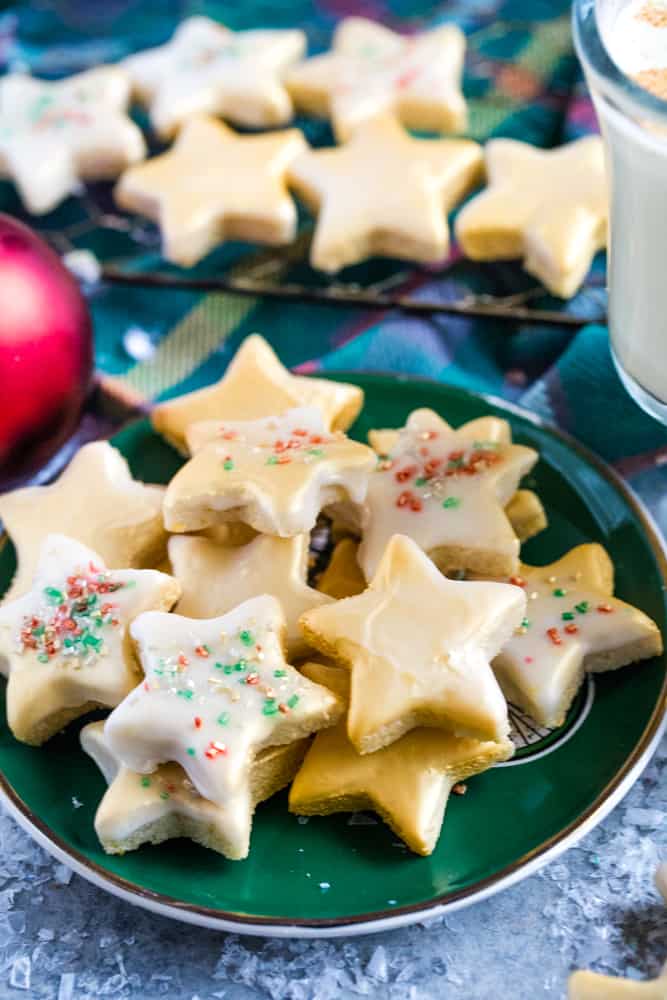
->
[505,489,547,544]
[285,17,467,140]
[287,114,482,272]
[289,661,512,855]
[0,68,145,214]
[168,532,332,657]
[163,407,375,537]
[104,596,342,806]
[151,334,363,455]
[124,17,305,138]
[0,535,180,745]
[300,533,525,753]
[358,408,537,581]
[115,116,306,267]
[484,544,663,728]
[455,137,607,298]
[81,720,308,860]
[316,538,366,600]
[0,442,167,603]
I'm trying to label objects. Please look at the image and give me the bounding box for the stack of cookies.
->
[0,334,661,860]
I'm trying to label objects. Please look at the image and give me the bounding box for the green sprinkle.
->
[87,594,98,607]
[223,459,234,471]
[63,637,75,648]
[266,455,279,465]
[186,747,196,757]
[521,618,531,628]
[177,689,194,700]
[140,776,151,788]
[307,448,324,457]
[124,580,136,588]
[562,611,575,621]
[217,712,230,726]
[263,700,279,716]
[43,587,64,605]
[415,477,428,487]
[32,624,45,637]
[287,694,299,709]
[214,661,224,670]
[239,631,253,647]
[553,588,567,598]
[576,601,590,614]
[159,791,170,800]
[274,669,287,678]
[442,497,461,509]
[82,633,102,651]
[37,653,49,663]
[234,660,247,672]
[223,664,234,675]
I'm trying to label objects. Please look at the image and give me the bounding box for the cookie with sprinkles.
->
[104,596,342,807]
[0,68,145,215]
[300,533,525,754]
[290,662,512,856]
[285,16,467,140]
[151,334,363,456]
[481,544,663,729]
[81,721,308,860]
[358,408,538,582]
[0,535,180,746]
[163,406,375,537]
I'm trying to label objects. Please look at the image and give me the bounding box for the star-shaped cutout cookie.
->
[0,442,167,603]
[0,535,180,745]
[358,408,537,581]
[151,334,364,455]
[455,137,607,298]
[124,16,305,138]
[289,661,512,855]
[485,544,663,728]
[287,114,482,272]
[300,533,525,753]
[0,68,145,214]
[163,407,375,537]
[115,116,306,267]
[104,596,342,806]
[286,17,467,140]
[168,532,332,657]
[81,720,308,860]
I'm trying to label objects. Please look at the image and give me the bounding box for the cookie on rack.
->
[163,407,375,536]
[0,442,167,603]
[104,596,342,807]
[151,334,363,455]
[82,721,308,860]
[0,535,180,746]
[455,137,607,298]
[115,116,307,267]
[286,17,467,140]
[300,533,525,754]
[124,16,305,138]
[289,661,512,855]
[0,68,145,214]
[287,114,482,272]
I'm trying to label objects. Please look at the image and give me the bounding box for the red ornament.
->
[0,215,93,486]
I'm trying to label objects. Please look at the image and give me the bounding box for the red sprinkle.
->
[278,702,290,714]
[194,645,209,658]
[143,681,150,692]
[310,435,323,445]
[194,716,203,729]
[546,627,562,646]
[177,654,189,668]
[409,496,423,512]
[246,673,260,686]
[509,576,525,588]
[276,455,291,464]
[423,458,442,477]
[396,491,412,508]
[564,623,579,635]
[597,603,614,614]
[221,430,237,440]
[292,428,308,437]
[524,656,533,664]
[205,740,227,759]
[395,464,418,483]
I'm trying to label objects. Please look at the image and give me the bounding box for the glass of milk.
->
[574,0,667,422]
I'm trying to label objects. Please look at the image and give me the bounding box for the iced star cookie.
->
[358,408,537,581]
[455,137,607,298]
[115,116,306,267]
[285,17,467,140]
[151,334,363,455]
[289,661,512,855]
[168,532,332,657]
[163,407,375,537]
[0,535,180,746]
[104,596,342,807]
[81,721,308,860]
[0,442,167,603]
[0,68,145,215]
[287,114,482,272]
[300,533,525,753]
[485,544,663,728]
[124,17,305,138]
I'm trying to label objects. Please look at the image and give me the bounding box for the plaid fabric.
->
[1,0,666,529]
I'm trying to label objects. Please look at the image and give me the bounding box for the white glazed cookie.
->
[290,661,512,855]
[115,116,306,267]
[358,408,537,581]
[0,535,180,745]
[286,16,467,140]
[123,16,305,137]
[455,136,607,298]
[151,334,364,455]
[0,68,145,214]
[81,720,308,860]
[485,544,663,728]
[104,596,342,806]
[287,114,483,272]
[163,407,376,536]
[300,533,525,754]
[168,532,332,657]
[0,442,167,603]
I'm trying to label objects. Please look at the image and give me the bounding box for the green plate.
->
[0,376,665,938]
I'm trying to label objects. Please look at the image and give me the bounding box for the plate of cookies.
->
[0,334,664,937]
